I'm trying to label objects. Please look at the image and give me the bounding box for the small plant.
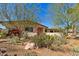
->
[71,46,79,52]
[10,36,20,44]
[20,31,29,42]
[0,31,6,39]
[71,52,79,56]
[67,46,79,56]
[22,31,28,38]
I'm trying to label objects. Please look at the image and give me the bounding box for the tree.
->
[50,4,78,35]
[52,4,71,35]
[0,4,40,21]
[0,4,11,21]
[67,4,79,35]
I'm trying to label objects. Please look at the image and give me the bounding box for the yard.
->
[0,25,79,56]
[0,3,79,56]
[0,37,79,56]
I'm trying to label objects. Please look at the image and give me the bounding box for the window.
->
[25,27,33,32]
[45,29,47,32]
[50,30,53,32]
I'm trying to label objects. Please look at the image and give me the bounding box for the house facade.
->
[0,20,48,35]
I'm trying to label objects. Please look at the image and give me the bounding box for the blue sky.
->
[28,3,75,28]
[0,3,76,29]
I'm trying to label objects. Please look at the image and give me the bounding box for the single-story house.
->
[0,20,64,37]
[0,20,48,36]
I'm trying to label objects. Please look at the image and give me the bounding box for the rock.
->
[0,47,7,56]
[24,42,35,50]
[0,48,7,54]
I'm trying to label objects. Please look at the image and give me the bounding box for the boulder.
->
[0,47,7,56]
[24,42,35,50]
[0,47,7,54]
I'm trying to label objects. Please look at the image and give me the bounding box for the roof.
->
[0,20,48,28]
[26,20,48,28]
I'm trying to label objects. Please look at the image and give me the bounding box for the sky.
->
[0,3,76,29]
[28,3,75,28]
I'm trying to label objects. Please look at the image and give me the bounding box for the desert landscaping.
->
[0,3,79,56]
[0,28,79,56]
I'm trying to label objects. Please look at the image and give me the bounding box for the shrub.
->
[21,31,28,39]
[43,35,54,47]
[0,31,3,37]
[9,31,29,44]
[52,34,67,45]
[0,32,6,39]
[48,34,67,51]
[31,34,46,48]
[20,31,29,42]
[70,46,79,56]
[32,33,67,49]
[9,36,20,44]
[72,52,79,56]
[71,46,79,52]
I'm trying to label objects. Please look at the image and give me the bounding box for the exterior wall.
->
[33,27,37,33]
[46,32,63,37]
[33,25,46,33]
[1,21,48,34]
[27,32,63,37]
[27,32,37,37]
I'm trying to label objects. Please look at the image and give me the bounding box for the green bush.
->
[0,31,6,38]
[48,35,67,51]
[52,34,67,45]
[31,34,46,48]
[32,33,67,49]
